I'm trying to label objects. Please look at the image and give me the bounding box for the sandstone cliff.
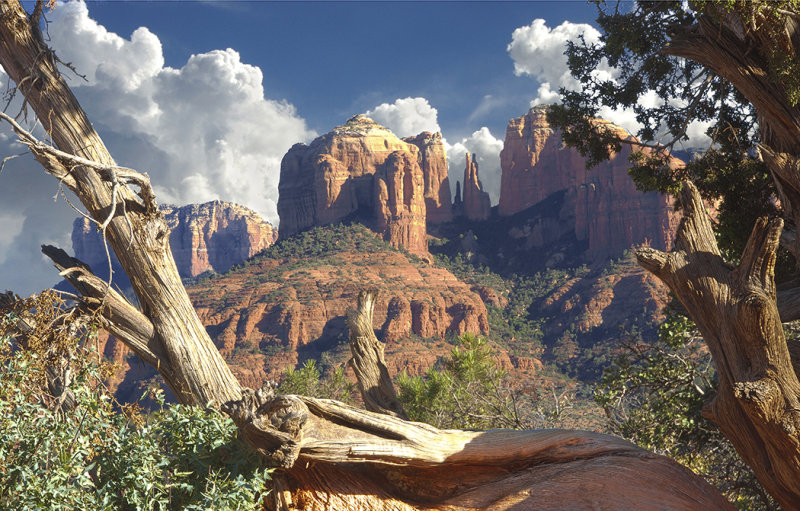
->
[461,153,492,221]
[277,115,430,256]
[498,106,679,260]
[72,201,277,282]
[403,131,453,224]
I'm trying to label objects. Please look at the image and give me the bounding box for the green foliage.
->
[549,1,800,279]
[278,359,356,404]
[251,223,397,264]
[0,293,268,510]
[595,312,776,509]
[396,333,566,430]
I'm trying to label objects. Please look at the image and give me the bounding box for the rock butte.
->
[499,105,680,260]
[278,115,448,257]
[461,152,492,221]
[72,200,277,281]
[403,131,453,225]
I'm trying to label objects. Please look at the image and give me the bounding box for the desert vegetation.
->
[2,0,800,508]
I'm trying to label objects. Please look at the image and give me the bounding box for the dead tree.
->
[0,1,733,508]
[346,289,408,419]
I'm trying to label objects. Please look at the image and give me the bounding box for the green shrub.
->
[278,359,356,404]
[396,333,563,430]
[0,292,269,510]
[595,312,776,510]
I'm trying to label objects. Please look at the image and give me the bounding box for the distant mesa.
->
[278,115,453,258]
[71,200,277,286]
[498,105,680,260]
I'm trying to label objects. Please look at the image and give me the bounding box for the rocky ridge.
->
[96,225,511,402]
[498,106,680,260]
[71,201,277,283]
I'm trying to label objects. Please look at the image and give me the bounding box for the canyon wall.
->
[498,105,679,259]
[72,200,277,280]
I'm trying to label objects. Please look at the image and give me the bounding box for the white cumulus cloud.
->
[365,97,440,137]
[444,127,504,205]
[48,0,315,225]
[0,0,316,295]
[509,18,709,149]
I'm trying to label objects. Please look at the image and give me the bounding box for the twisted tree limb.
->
[346,290,408,419]
[637,180,800,508]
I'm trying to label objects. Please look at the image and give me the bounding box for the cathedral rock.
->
[277,115,437,256]
[498,105,680,259]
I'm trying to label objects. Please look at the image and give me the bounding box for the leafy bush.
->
[278,359,356,404]
[595,312,776,510]
[0,291,269,510]
[396,333,567,430]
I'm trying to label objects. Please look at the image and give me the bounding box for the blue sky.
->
[83,1,597,139]
[0,0,626,295]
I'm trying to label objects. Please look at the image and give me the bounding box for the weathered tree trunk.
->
[637,182,800,509]
[0,1,735,509]
[635,11,800,509]
[347,290,408,419]
[0,0,240,407]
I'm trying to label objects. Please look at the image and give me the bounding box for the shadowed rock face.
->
[498,106,680,260]
[71,201,277,282]
[403,131,453,225]
[277,115,431,257]
[462,153,491,221]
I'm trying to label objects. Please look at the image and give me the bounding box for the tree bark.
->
[347,290,408,419]
[637,181,800,509]
[223,388,735,510]
[0,1,736,509]
[0,0,240,407]
[642,11,800,508]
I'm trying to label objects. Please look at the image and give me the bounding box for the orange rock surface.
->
[498,106,680,259]
[277,115,431,256]
[185,239,490,389]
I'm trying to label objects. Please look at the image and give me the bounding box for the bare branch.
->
[0,110,158,213]
[346,290,408,419]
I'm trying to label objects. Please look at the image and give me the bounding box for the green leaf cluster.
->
[595,312,776,509]
[0,297,268,510]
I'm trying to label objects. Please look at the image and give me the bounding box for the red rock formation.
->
[72,201,277,280]
[375,151,428,255]
[187,241,491,387]
[277,115,430,256]
[498,106,680,259]
[162,201,278,276]
[462,153,492,221]
[403,131,453,224]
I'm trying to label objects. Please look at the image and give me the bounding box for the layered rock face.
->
[374,151,428,254]
[403,131,453,224]
[72,201,277,280]
[188,237,490,387]
[461,153,491,221]
[498,106,679,259]
[277,115,431,256]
